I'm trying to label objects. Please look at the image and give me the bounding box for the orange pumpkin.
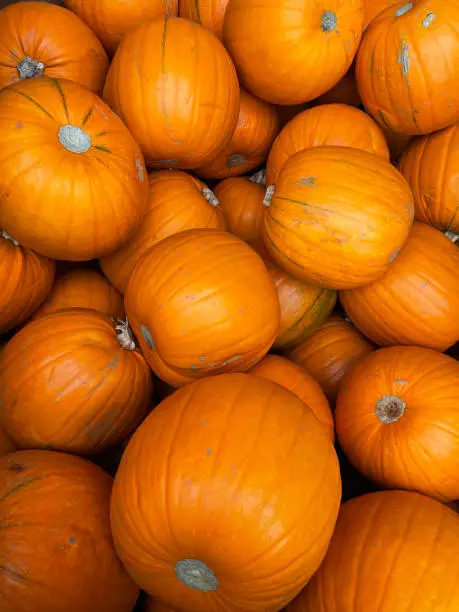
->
[286,314,375,403]
[64,0,178,55]
[0,450,139,612]
[0,309,152,455]
[264,146,414,289]
[0,426,15,457]
[266,104,389,187]
[223,0,364,105]
[103,17,239,170]
[179,0,229,39]
[125,229,280,387]
[0,230,55,334]
[0,2,108,93]
[356,0,459,135]
[100,171,226,294]
[364,0,398,26]
[0,77,148,261]
[111,373,341,611]
[341,222,459,351]
[250,355,334,439]
[315,67,361,108]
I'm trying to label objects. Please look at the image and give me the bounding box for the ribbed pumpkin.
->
[341,222,459,351]
[287,314,375,403]
[286,490,459,611]
[250,355,334,439]
[0,2,108,93]
[125,229,280,387]
[0,310,152,454]
[111,373,341,611]
[100,171,225,294]
[0,231,55,334]
[103,17,239,169]
[223,0,364,105]
[315,68,361,108]
[264,146,414,289]
[0,426,15,457]
[179,0,229,39]
[0,77,148,261]
[364,0,398,26]
[0,450,139,612]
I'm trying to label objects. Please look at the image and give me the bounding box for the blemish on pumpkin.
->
[0,565,28,582]
[69,537,77,545]
[395,2,413,17]
[199,356,206,362]
[206,449,211,456]
[0,476,43,503]
[226,154,245,168]
[202,419,207,425]
[16,121,23,129]
[190,365,200,370]
[395,380,408,385]
[298,176,317,187]
[157,159,179,165]
[135,158,144,181]
[389,248,400,263]
[321,10,337,32]
[7,463,25,472]
[398,41,410,79]
[422,12,436,27]
[141,325,155,350]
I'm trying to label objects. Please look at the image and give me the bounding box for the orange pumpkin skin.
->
[286,314,375,403]
[0,450,139,612]
[0,2,108,94]
[125,229,280,387]
[111,373,341,611]
[0,309,152,455]
[286,490,459,612]
[103,17,239,170]
[336,346,459,501]
[223,0,363,105]
[341,223,459,351]
[0,426,15,457]
[179,0,229,39]
[264,146,414,289]
[364,0,398,26]
[0,231,55,334]
[315,68,361,108]
[0,77,148,261]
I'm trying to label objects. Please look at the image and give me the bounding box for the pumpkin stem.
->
[17,56,45,80]
[1,230,19,246]
[263,185,275,207]
[201,186,219,208]
[226,154,246,169]
[375,395,406,424]
[321,10,338,32]
[59,125,92,154]
[115,318,136,351]
[175,559,218,593]
[445,230,459,244]
[250,169,267,186]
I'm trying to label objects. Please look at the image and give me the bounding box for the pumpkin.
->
[0,449,139,612]
[196,88,279,179]
[286,314,375,403]
[336,346,459,501]
[0,1,108,94]
[0,230,55,334]
[356,0,459,135]
[0,309,152,454]
[264,146,414,289]
[285,490,459,611]
[249,355,334,439]
[0,426,15,457]
[364,0,398,26]
[341,222,459,351]
[111,373,341,611]
[223,0,364,105]
[178,0,229,39]
[266,104,389,188]
[125,229,280,387]
[63,0,178,55]
[0,77,148,261]
[103,17,239,170]
[315,67,361,108]
[100,171,226,294]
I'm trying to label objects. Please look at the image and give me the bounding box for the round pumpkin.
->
[356,0,459,135]
[0,230,55,334]
[0,1,108,93]
[315,68,361,108]
[0,309,152,455]
[0,77,148,261]
[223,0,364,105]
[286,490,459,611]
[264,146,414,289]
[286,314,375,403]
[125,229,280,387]
[0,426,15,457]
[0,449,139,612]
[111,373,341,611]
[364,0,398,26]
[100,171,226,294]
[341,222,459,351]
[103,17,239,170]
[179,0,229,39]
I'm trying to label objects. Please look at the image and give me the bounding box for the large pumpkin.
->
[0,77,148,261]
[264,146,414,289]
[179,0,229,39]
[223,0,364,105]
[356,0,459,135]
[0,2,108,93]
[111,373,341,611]
[0,309,152,454]
[100,171,226,294]
[341,222,459,351]
[0,450,139,612]
[286,490,459,611]
[103,17,239,169]
[0,230,55,334]
[125,229,280,387]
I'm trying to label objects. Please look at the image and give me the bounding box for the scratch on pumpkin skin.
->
[0,565,28,583]
[0,476,43,503]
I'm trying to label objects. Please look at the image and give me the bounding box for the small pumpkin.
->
[100,171,226,294]
[341,222,459,351]
[315,67,361,108]
[179,0,229,39]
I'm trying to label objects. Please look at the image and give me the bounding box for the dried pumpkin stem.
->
[375,395,406,424]
[115,319,136,351]
[59,125,92,154]
[17,56,45,80]
[250,169,267,186]
[1,230,19,246]
[445,230,459,244]
[201,186,219,207]
[175,559,219,593]
[321,10,338,32]
[263,185,275,207]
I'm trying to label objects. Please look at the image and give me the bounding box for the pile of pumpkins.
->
[0,0,458,611]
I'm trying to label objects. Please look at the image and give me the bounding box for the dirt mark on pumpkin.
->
[0,565,28,583]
